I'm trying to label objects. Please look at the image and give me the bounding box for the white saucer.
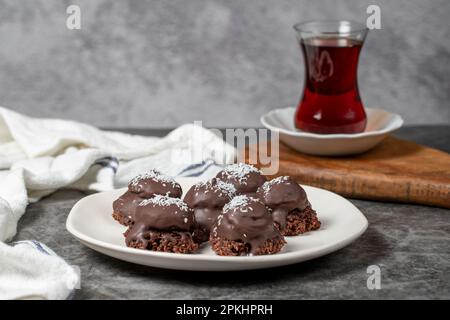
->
[261,107,403,156]
[66,177,368,271]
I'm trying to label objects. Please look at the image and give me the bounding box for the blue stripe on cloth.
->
[93,156,119,173]
[178,159,217,177]
[10,240,56,256]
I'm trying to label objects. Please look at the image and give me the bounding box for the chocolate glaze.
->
[112,191,143,225]
[216,163,267,194]
[257,176,309,230]
[184,178,236,242]
[211,195,282,255]
[125,195,195,247]
[128,169,182,198]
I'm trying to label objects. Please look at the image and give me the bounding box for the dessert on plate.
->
[257,176,321,236]
[125,195,198,253]
[112,169,182,226]
[110,164,322,256]
[216,163,267,195]
[209,195,286,256]
[184,178,236,243]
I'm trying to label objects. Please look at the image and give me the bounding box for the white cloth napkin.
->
[0,240,80,300]
[0,106,235,300]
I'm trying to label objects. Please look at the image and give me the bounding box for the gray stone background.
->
[0,0,449,128]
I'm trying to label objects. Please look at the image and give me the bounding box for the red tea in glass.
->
[294,21,368,134]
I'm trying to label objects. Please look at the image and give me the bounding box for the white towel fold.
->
[0,241,80,300]
[0,106,235,300]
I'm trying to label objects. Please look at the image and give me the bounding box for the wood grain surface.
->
[244,136,450,208]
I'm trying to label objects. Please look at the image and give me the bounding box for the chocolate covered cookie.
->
[112,191,143,226]
[112,169,182,226]
[125,195,198,253]
[216,163,267,195]
[257,176,321,236]
[128,169,182,198]
[184,178,236,243]
[210,195,285,256]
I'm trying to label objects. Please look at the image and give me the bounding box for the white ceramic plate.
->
[66,177,368,271]
[261,106,403,156]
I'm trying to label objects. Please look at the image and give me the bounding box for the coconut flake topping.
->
[223,195,260,213]
[130,169,179,188]
[220,163,261,184]
[138,194,189,211]
[261,176,290,194]
[194,178,236,198]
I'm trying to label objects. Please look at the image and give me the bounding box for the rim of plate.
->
[66,185,368,263]
[261,106,404,139]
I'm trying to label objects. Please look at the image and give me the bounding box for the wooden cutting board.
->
[244,136,450,209]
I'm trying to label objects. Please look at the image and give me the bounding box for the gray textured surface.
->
[0,0,449,127]
[14,126,450,300]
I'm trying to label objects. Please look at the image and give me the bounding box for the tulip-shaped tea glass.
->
[294,20,368,134]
